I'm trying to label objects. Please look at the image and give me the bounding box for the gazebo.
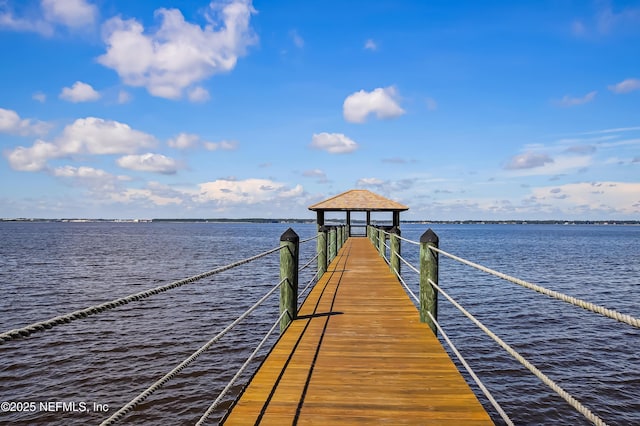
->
[308,189,409,236]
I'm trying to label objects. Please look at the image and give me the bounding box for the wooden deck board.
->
[224,237,493,425]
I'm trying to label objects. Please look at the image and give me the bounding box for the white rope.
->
[99,278,287,425]
[429,278,609,426]
[429,246,640,329]
[300,234,319,244]
[299,269,320,301]
[427,311,514,426]
[392,267,419,304]
[299,252,320,271]
[1,245,285,344]
[377,228,420,246]
[196,310,289,425]
[396,253,420,275]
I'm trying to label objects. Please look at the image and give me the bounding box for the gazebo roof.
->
[308,189,409,212]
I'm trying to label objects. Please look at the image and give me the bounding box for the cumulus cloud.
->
[364,39,377,51]
[310,133,358,154]
[197,178,303,206]
[554,91,597,107]
[0,108,51,136]
[290,29,304,48]
[343,86,405,123]
[531,182,640,215]
[42,0,97,28]
[97,0,257,100]
[60,81,101,102]
[6,117,156,171]
[204,140,238,151]
[357,177,384,187]
[116,153,179,174]
[608,78,640,94]
[505,152,554,170]
[0,0,96,36]
[188,86,211,102]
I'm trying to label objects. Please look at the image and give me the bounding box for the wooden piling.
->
[378,228,385,257]
[317,226,327,278]
[328,226,337,263]
[280,228,299,332]
[419,229,438,334]
[390,226,401,275]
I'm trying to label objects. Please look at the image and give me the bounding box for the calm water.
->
[0,222,638,425]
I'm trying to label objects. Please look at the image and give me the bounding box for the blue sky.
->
[1,0,639,220]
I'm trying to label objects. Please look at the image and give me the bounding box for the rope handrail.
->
[396,252,420,275]
[300,234,319,244]
[100,277,287,425]
[427,311,514,426]
[299,252,320,272]
[299,269,320,301]
[0,244,284,344]
[390,266,512,424]
[428,278,609,426]
[196,309,289,425]
[374,227,420,245]
[429,246,640,329]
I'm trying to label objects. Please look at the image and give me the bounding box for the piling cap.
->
[420,228,439,244]
[280,227,299,242]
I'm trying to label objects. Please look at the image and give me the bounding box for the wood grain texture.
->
[224,238,494,425]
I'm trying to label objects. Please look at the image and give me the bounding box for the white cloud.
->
[197,178,303,206]
[530,182,640,215]
[357,177,384,187]
[364,39,377,51]
[608,78,640,94]
[118,90,132,104]
[505,152,554,170]
[168,133,200,149]
[505,154,592,177]
[290,29,304,48]
[33,92,47,103]
[60,81,101,102]
[343,86,405,123]
[6,117,156,171]
[0,0,96,36]
[303,169,326,178]
[41,0,97,28]
[116,153,179,174]
[0,108,51,136]
[97,0,257,100]
[555,91,597,107]
[310,133,358,154]
[188,86,210,103]
[204,140,238,151]
[6,140,59,171]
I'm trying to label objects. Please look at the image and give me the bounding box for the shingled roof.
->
[308,189,409,212]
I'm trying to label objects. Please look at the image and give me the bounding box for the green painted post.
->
[419,229,439,334]
[328,226,337,263]
[317,225,327,278]
[337,226,342,252]
[280,228,299,332]
[390,226,401,276]
[378,228,385,257]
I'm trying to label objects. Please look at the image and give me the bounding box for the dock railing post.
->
[390,226,401,276]
[280,228,299,332]
[419,229,438,334]
[328,226,337,263]
[317,225,327,278]
[337,226,342,252]
[378,228,385,257]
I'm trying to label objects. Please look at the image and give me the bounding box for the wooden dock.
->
[224,237,493,425]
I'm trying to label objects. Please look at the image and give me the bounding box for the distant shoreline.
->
[1,218,639,225]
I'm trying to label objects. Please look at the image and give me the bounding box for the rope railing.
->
[390,266,513,425]
[375,226,420,245]
[428,245,640,329]
[299,234,319,244]
[299,252,320,272]
[428,278,609,426]
[100,277,287,425]
[196,309,289,425]
[372,228,629,425]
[299,269,321,301]
[0,244,285,344]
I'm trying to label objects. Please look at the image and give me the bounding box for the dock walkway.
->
[224,237,493,425]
